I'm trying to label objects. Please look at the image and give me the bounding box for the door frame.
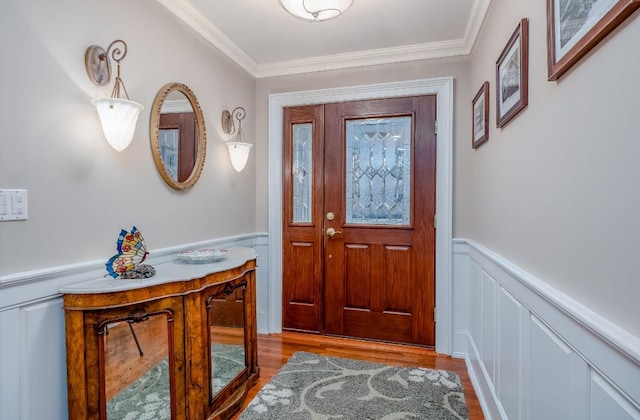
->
[268,77,454,355]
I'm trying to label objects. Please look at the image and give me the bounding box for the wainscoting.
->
[3,234,639,419]
[0,233,268,420]
[453,239,640,420]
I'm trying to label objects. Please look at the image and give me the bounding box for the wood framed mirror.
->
[150,82,206,190]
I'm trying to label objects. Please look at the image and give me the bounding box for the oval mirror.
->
[150,82,206,190]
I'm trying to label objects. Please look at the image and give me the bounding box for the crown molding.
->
[463,0,492,52]
[156,0,491,78]
[255,39,469,78]
[155,0,259,75]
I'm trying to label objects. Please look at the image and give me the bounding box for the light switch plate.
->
[0,189,28,221]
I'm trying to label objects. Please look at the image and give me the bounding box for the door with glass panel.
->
[283,96,436,346]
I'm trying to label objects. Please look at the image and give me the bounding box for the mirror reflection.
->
[158,91,197,182]
[99,312,173,420]
[151,83,206,190]
[207,282,247,398]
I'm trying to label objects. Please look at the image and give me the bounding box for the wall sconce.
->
[85,40,143,152]
[221,107,253,172]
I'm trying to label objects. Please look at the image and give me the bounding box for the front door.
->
[282,96,437,346]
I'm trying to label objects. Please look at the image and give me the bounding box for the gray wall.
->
[467,0,640,337]
[0,0,256,275]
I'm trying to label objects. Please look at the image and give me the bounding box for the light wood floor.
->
[232,331,484,419]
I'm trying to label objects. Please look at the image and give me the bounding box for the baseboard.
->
[453,238,640,419]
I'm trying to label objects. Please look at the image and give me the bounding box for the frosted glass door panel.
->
[292,123,313,223]
[345,117,412,226]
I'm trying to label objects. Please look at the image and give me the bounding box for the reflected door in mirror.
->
[159,112,197,183]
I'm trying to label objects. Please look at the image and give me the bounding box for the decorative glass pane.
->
[345,117,411,225]
[292,123,313,223]
[159,128,179,181]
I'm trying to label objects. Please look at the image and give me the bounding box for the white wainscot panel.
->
[468,259,482,346]
[529,315,588,420]
[590,372,640,419]
[452,252,470,356]
[480,271,497,384]
[497,287,525,420]
[19,299,68,420]
[252,242,270,334]
[0,308,20,419]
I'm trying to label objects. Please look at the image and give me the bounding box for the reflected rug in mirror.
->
[107,343,245,420]
[239,351,469,420]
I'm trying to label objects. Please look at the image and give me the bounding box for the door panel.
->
[282,105,324,332]
[282,96,436,346]
[324,96,436,346]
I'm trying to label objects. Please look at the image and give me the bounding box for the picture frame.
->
[472,81,489,149]
[496,18,529,129]
[547,0,640,81]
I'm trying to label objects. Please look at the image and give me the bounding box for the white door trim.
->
[267,77,454,354]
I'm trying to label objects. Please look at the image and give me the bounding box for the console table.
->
[61,246,259,420]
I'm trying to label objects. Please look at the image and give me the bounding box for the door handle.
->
[326,227,342,237]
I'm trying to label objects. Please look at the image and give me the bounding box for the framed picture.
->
[472,81,489,149]
[496,18,529,129]
[547,0,640,81]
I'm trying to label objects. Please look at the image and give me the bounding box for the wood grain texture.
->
[323,96,437,346]
[63,259,258,420]
[230,332,484,420]
[282,105,325,333]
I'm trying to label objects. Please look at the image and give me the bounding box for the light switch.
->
[0,195,8,215]
[12,195,23,214]
[0,189,28,221]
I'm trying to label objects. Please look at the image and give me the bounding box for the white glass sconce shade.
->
[278,0,354,22]
[92,97,143,152]
[227,142,253,172]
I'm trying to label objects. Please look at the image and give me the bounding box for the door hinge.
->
[434,120,438,135]
[433,307,437,322]
[433,214,437,229]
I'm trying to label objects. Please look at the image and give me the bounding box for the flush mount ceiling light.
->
[221,107,253,172]
[278,0,354,22]
[85,40,143,152]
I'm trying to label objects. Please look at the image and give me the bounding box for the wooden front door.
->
[282,96,437,346]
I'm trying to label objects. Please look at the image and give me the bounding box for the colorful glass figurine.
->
[105,226,155,279]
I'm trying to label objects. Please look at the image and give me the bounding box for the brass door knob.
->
[326,227,342,237]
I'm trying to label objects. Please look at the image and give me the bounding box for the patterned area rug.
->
[239,351,469,420]
[107,343,245,420]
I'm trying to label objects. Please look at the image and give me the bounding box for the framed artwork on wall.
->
[472,81,489,149]
[547,0,640,81]
[496,18,529,129]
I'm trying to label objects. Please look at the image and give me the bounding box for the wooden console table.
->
[61,247,259,420]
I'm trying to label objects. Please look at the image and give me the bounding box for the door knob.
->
[326,227,342,237]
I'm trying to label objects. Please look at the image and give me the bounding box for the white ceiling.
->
[156,0,491,78]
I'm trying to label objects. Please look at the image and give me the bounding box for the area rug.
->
[107,343,245,420]
[239,351,469,420]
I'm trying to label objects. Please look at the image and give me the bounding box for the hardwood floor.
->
[231,331,484,419]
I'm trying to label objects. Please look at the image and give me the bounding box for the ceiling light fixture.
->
[221,107,253,172]
[85,40,143,152]
[278,0,354,22]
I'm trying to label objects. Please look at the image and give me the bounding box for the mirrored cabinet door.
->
[97,310,175,420]
[206,280,248,401]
